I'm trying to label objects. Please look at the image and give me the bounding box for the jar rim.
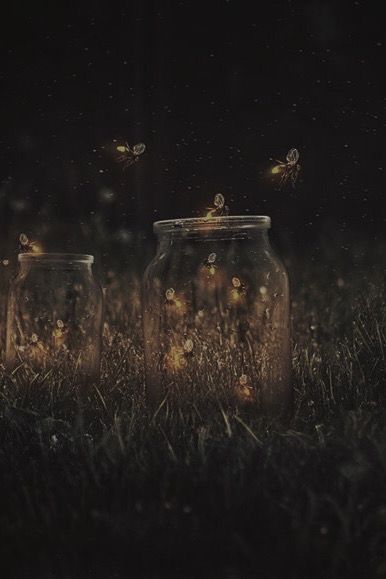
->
[153,215,271,234]
[18,253,94,264]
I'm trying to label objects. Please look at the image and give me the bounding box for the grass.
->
[1,239,386,578]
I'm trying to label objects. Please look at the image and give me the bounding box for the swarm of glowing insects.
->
[205,193,229,218]
[116,142,146,169]
[271,148,301,189]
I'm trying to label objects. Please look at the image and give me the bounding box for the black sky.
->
[0,0,385,252]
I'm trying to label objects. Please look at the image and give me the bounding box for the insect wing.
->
[286,148,299,165]
[133,142,146,156]
[19,233,29,246]
[214,193,225,209]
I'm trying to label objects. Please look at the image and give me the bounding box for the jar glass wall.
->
[6,253,104,411]
[142,216,291,417]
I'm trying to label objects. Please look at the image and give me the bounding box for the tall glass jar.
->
[6,253,103,411]
[142,216,291,417]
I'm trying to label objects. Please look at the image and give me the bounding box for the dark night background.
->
[0,0,385,259]
[1,4,386,577]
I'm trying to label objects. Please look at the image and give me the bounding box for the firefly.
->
[19,233,42,253]
[271,148,301,189]
[230,276,246,302]
[205,193,229,218]
[165,287,185,311]
[116,142,146,169]
[236,374,254,400]
[203,252,217,276]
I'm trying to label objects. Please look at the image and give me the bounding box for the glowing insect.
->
[203,252,217,276]
[165,288,175,303]
[271,148,301,188]
[230,276,246,301]
[19,233,41,253]
[205,193,230,218]
[116,142,146,169]
[164,339,193,372]
[235,373,255,401]
[53,319,66,339]
[165,288,185,311]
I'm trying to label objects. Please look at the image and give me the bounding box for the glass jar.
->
[142,216,291,417]
[6,253,103,409]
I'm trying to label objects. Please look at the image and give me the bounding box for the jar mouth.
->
[18,253,94,264]
[153,215,271,234]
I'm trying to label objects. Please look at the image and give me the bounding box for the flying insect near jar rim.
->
[116,142,146,169]
[271,147,301,189]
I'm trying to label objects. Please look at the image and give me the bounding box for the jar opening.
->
[153,215,271,234]
[18,253,94,264]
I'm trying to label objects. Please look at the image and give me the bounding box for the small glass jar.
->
[142,216,291,417]
[6,253,103,398]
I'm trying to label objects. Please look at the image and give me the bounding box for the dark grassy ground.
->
[1,239,386,578]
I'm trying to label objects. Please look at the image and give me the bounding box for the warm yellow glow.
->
[19,233,43,253]
[230,277,245,302]
[116,145,128,153]
[53,320,67,347]
[31,242,44,253]
[271,164,283,174]
[164,346,187,372]
[165,288,187,314]
[204,193,226,219]
[235,375,254,400]
[236,385,254,400]
[230,288,241,302]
